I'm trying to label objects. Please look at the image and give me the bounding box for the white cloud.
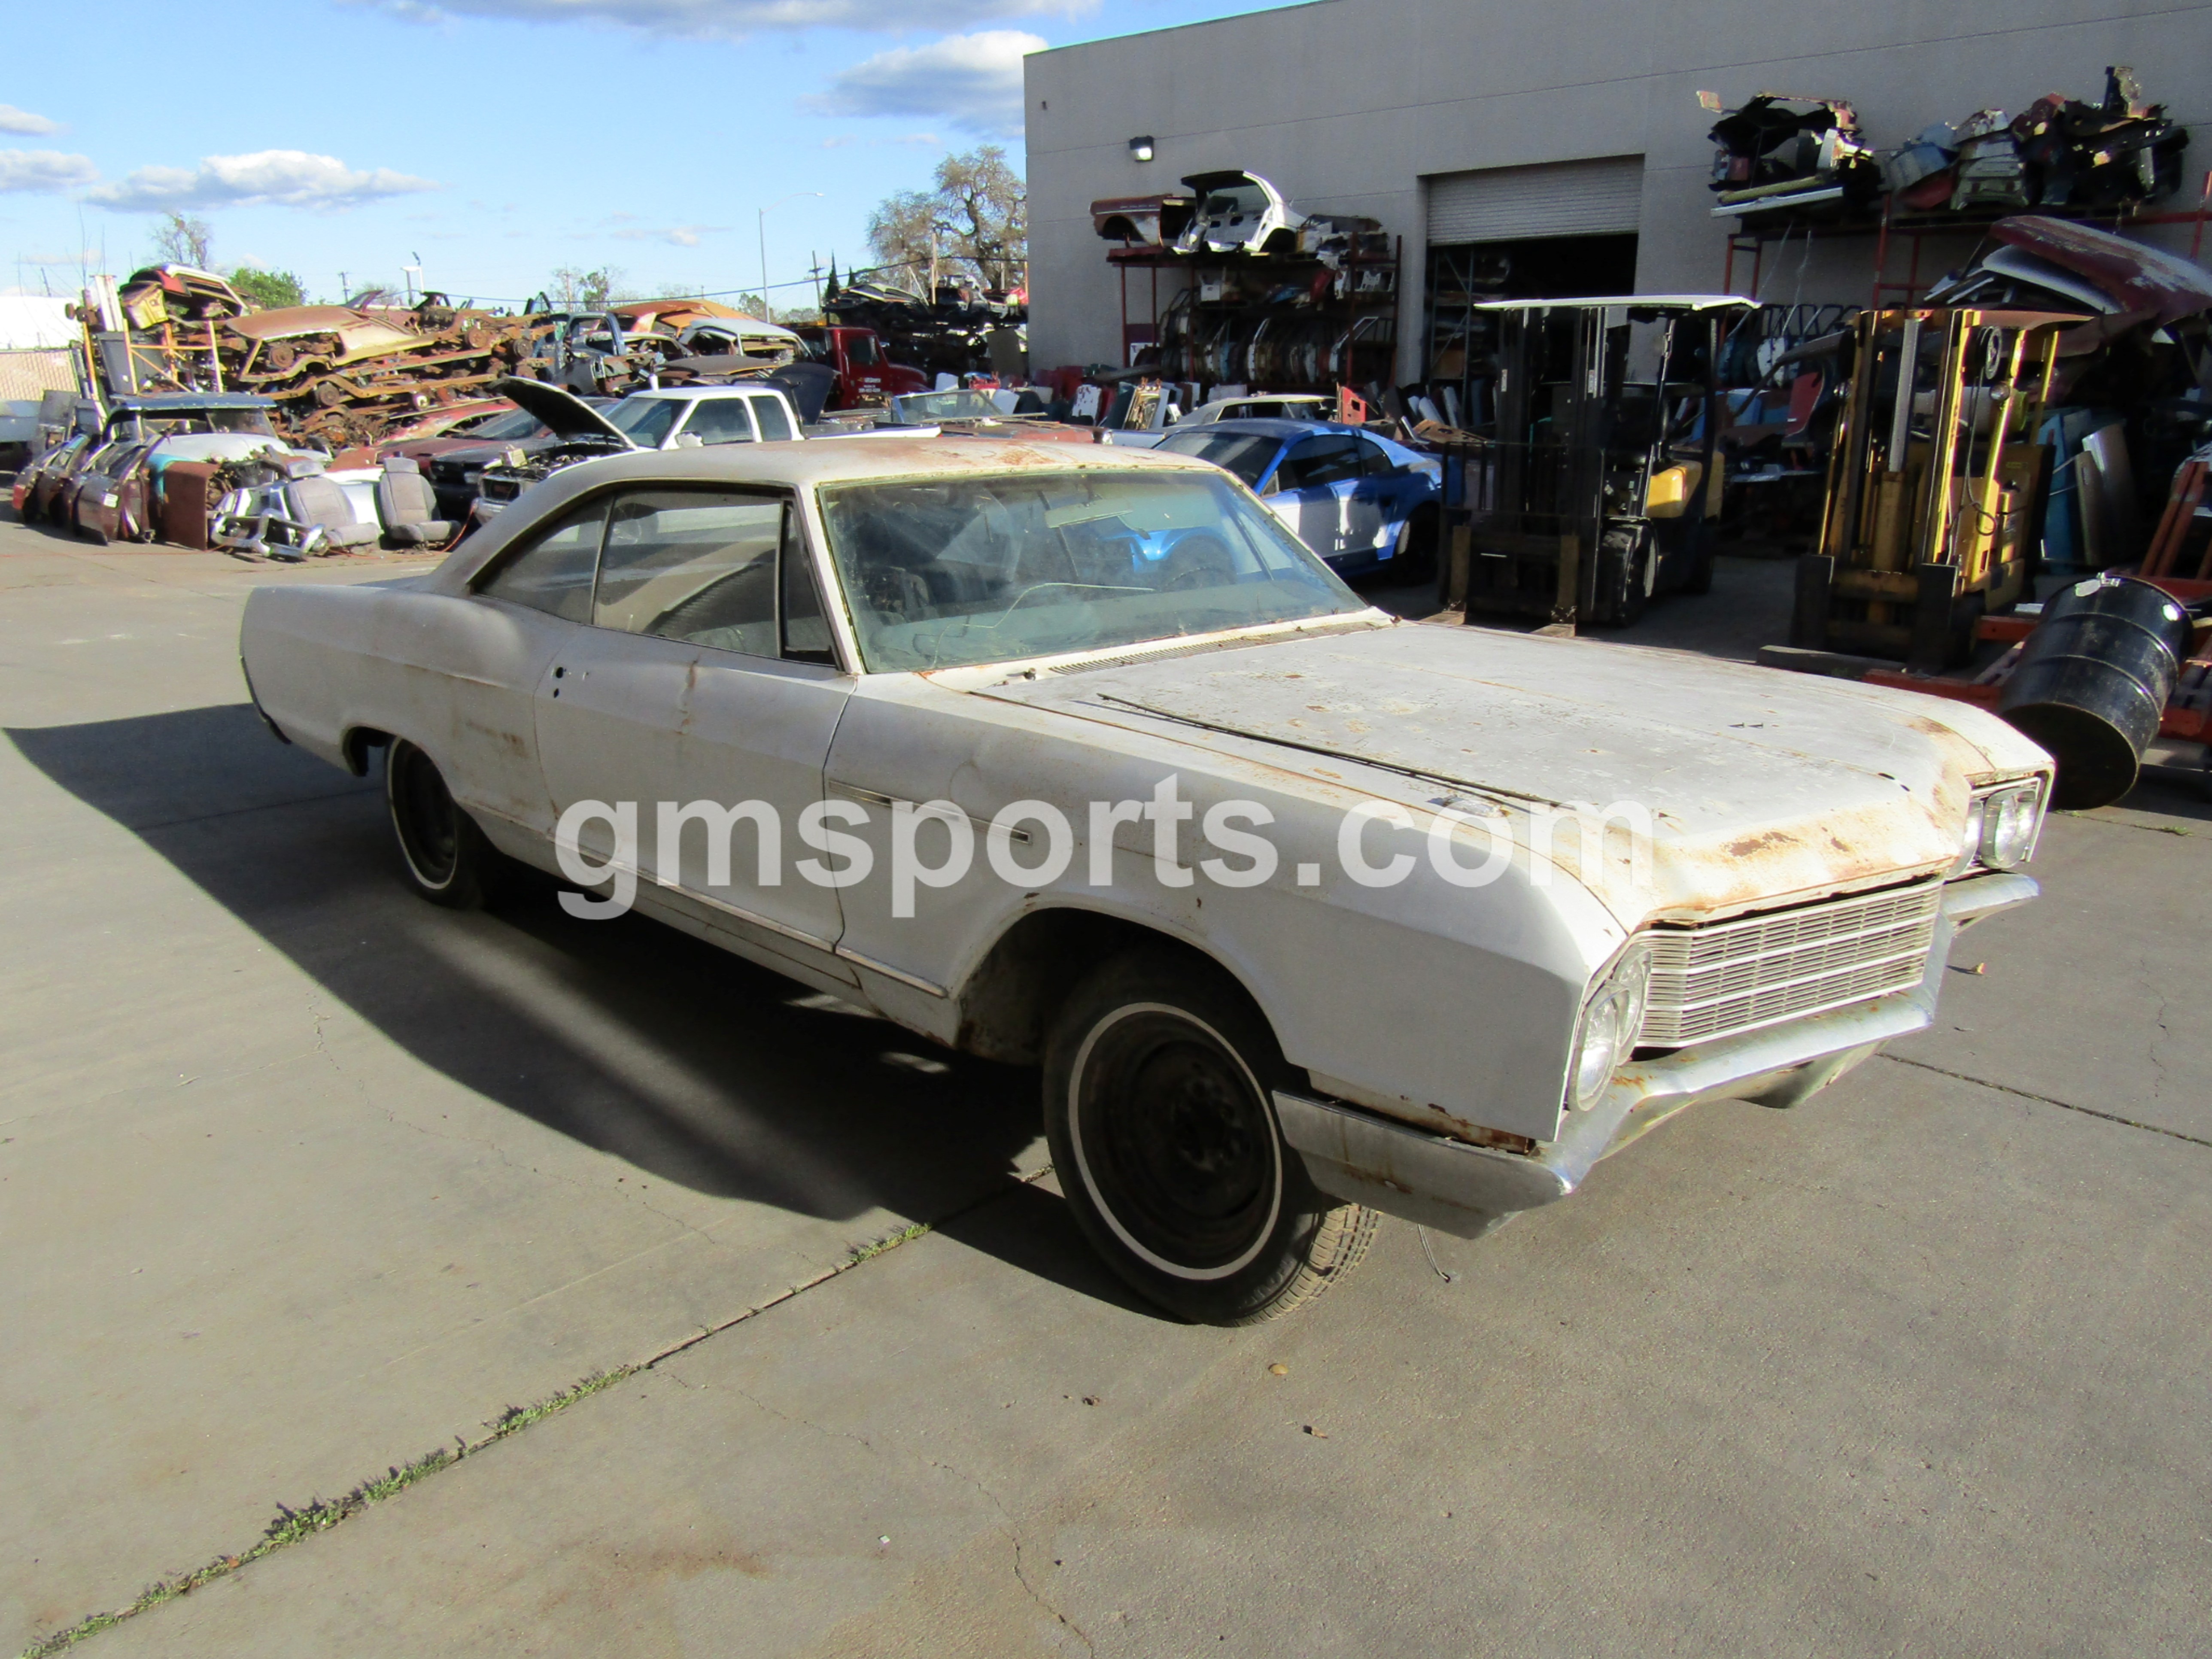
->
[0,105,63,136]
[348,0,1086,37]
[806,30,1041,137]
[611,223,726,246]
[87,150,438,212]
[19,247,99,267]
[0,149,100,193]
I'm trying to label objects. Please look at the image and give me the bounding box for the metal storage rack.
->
[1719,186,2212,307]
[1105,237,1401,392]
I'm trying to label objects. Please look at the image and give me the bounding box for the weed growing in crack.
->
[18,1370,635,1658]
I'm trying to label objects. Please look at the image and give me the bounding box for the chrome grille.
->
[1639,880,1942,1048]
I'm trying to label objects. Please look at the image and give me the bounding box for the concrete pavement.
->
[3,522,2207,1656]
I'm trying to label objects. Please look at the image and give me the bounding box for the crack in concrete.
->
[1879,1053,2212,1149]
[925,1455,1096,1656]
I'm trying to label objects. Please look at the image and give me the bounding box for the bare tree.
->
[546,265,623,307]
[865,145,1027,294]
[152,213,213,270]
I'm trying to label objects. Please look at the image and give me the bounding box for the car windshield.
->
[1153,429,1282,488]
[1202,185,1266,218]
[817,468,1364,672]
[129,409,276,439]
[890,390,1001,422]
[465,408,546,441]
[607,397,683,447]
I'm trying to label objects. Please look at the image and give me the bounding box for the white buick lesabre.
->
[240,439,2049,1323]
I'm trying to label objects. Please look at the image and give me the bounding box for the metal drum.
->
[1998,574,2197,809]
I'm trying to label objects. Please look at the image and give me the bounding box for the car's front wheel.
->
[384,738,510,909]
[1044,949,1378,1324]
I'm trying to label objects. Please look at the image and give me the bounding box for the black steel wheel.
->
[1044,949,1377,1324]
[384,738,506,909]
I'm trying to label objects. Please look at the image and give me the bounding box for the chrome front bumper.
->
[1277,872,2037,1238]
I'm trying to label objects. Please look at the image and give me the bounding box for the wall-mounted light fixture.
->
[1128,136,1155,163]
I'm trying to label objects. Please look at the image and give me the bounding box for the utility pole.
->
[757,191,823,323]
[339,272,349,305]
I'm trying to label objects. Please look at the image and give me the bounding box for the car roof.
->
[428,437,1224,592]
[109,392,276,411]
[1166,417,1368,441]
[625,384,784,401]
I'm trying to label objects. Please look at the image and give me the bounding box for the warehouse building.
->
[1023,0,2211,388]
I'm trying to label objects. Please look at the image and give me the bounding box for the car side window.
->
[781,517,836,665]
[1358,438,1398,477]
[683,398,756,447]
[1279,434,1362,490]
[477,498,608,623]
[751,397,793,442]
[594,488,787,657]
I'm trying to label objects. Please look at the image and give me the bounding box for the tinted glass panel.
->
[1152,429,1279,488]
[781,523,835,663]
[595,489,783,656]
[478,498,607,623]
[1276,435,1362,490]
[751,397,794,442]
[608,398,682,447]
[1358,438,1398,477]
[683,398,756,446]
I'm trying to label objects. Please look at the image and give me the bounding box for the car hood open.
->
[493,376,634,445]
[975,623,2050,926]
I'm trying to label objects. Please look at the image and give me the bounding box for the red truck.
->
[791,325,928,411]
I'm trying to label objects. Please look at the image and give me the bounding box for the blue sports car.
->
[1152,417,1441,577]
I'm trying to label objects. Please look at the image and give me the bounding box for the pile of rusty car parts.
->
[1706,67,2192,224]
[1091,168,1400,398]
[63,268,815,453]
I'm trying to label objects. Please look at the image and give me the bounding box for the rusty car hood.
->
[978,623,2051,925]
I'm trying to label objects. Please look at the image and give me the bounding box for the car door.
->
[531,483,853,957]
[418,494,609,840]
[1265,433,1362,560]
[1343,435,1401,560]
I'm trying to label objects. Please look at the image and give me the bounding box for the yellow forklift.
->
[1792,307,2071,670]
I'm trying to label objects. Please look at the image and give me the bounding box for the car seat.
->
[373,456,459,547]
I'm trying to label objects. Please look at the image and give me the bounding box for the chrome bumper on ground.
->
[1277,872,2038,1238]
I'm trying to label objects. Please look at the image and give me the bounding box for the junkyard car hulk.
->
[240,441,2048,1323]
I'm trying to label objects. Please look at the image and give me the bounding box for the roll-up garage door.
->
[1425,155,1644,243]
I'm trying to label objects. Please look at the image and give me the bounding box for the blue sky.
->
[0,0,1306,307]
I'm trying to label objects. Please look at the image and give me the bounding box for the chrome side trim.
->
[833,945,950,998]
[828,781,1030,843]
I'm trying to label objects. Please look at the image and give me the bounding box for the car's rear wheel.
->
[385,738,508,909]
[1044,949,1378,1325]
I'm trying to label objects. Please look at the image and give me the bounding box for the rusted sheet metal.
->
[1991,215,2212,325]
[991,623,2045,927]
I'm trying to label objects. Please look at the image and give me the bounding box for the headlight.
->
[1951,781,2043,876]
[1978,782,2042,870]
[1570,944,1651,1110]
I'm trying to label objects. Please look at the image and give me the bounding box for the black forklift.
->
[1437,295,1752,627]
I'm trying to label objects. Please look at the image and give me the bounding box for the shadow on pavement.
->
[7,701,1146,1316]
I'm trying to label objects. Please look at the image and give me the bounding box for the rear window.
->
[1153,429,1281,488]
